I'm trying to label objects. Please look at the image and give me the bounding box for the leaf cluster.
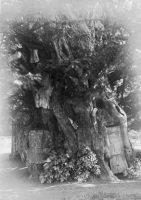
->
[40,146,100,184]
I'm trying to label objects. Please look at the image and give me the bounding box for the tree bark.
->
[104,99,133,166]
[61,97,118,180]
[32,87,133,180]
[51,93,78,154]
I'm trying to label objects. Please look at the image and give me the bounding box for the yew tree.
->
[2,15,134,181]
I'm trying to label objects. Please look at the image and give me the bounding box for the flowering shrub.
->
[127,158,141,179]
[74,147,101,182]
[39,147,101,184]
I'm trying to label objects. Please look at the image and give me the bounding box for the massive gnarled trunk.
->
[48,88,133,180]
[7,17,134,181]
[11,73,133,180]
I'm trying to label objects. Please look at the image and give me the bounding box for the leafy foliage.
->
[39,146,100,184]
[3,18,129,91]
[127,158,141,179]
[73,146,101,182]
[2,17,133,122]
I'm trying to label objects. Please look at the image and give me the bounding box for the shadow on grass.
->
[63,192,141,200]
[90,192,141,200]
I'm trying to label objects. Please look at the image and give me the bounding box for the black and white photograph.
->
[0,0,141,199]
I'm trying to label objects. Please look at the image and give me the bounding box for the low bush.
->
[127,158,141,179]
[39,146,101,184]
